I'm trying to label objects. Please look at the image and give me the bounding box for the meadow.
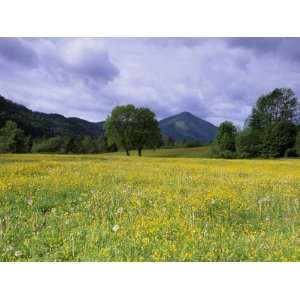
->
[1,149,300,261]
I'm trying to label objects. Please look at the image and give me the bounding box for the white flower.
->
[258,196,271,204]
[116,207,124,215]
[15,250,22,257]
[203,224,208,236]
[112,224,120,232]
[27,198,33,206]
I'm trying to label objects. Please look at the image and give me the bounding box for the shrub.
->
[185,140,203,148]
[208,143,221,158]
[219,150,237,159]
[32,136,65,153]
[285,148,298,158]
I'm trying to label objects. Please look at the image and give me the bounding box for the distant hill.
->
[159,112,217,143]
[0,95,104,138]
[0,95,217,143]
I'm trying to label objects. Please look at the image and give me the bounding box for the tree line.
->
[212,88,300,158]
[1,87,300,158]
[0,120,117,154]
[0,104,162,155]
[0,103,194,155]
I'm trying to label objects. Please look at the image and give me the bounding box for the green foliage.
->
[32,135,114,154]
[216,121,237,152]
[0,95,115,154]
[105,105,161,156]
[219,150,237,159]
[260,121,297,158]
[284,148,298,158]
[237,88,300,158]
[207,143,222,158]
[0,120,28,153]
[0,95,104,139]
[248,88,299,130]
[105,105,136,155]
[132,107,161,156]
[295,130,300,156]
[32,136,65,153]
[236,129,262,158]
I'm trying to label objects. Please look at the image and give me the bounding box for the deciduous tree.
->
[105,105,136,155]
[216,121,237,152]
[132,107,161,156]
[0,120,27,153]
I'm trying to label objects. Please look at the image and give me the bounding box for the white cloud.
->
[1,37,300,126]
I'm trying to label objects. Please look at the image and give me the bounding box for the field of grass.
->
[1,150,300,261]
[114,146,210,158]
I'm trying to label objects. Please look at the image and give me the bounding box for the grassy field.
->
[113,146,210,158]
[1,150,300,261]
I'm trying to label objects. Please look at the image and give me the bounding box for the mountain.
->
[0,95,104,138]
[159,112,217,143]
[1,95,217,143]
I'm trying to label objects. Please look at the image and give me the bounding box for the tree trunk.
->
[126,149,130,156]
[138,148,142,156]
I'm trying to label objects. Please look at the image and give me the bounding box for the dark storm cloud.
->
[30,38,119,84]
[74,52,119,82]
[0,38,38,67]
[227,37,282,53]
[143,37,209,48]
[0,37,300,126]
[228,37,300,63]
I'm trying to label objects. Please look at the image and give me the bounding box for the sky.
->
[1,37,300,126]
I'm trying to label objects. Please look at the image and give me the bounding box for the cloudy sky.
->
[1,37,300,126]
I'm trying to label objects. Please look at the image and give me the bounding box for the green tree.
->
[79,136,95,153]
[0,120,27,153]
[32,136,65,153]
[105,105,161,156]
[248,88,299,130]
[105,105,136,155]
[146,126,162,151]
[260,121,297,158]
[94,136,117,153]
[245,88,299,157]
[216,121,237,152]
[235,129,262,158]
[296,129,300,156]
[132,107,161,156]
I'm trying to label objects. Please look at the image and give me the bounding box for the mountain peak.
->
[177,111,195,118]
[159,111,217,143]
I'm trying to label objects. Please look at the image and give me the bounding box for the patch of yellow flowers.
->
[1,153,300,261]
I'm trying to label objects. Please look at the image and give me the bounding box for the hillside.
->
[1,95,217,143]
[0,95,104,138]
[159,112,217,143]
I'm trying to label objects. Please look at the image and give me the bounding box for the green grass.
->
[1,152,300,261]
[113,146,210,158]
